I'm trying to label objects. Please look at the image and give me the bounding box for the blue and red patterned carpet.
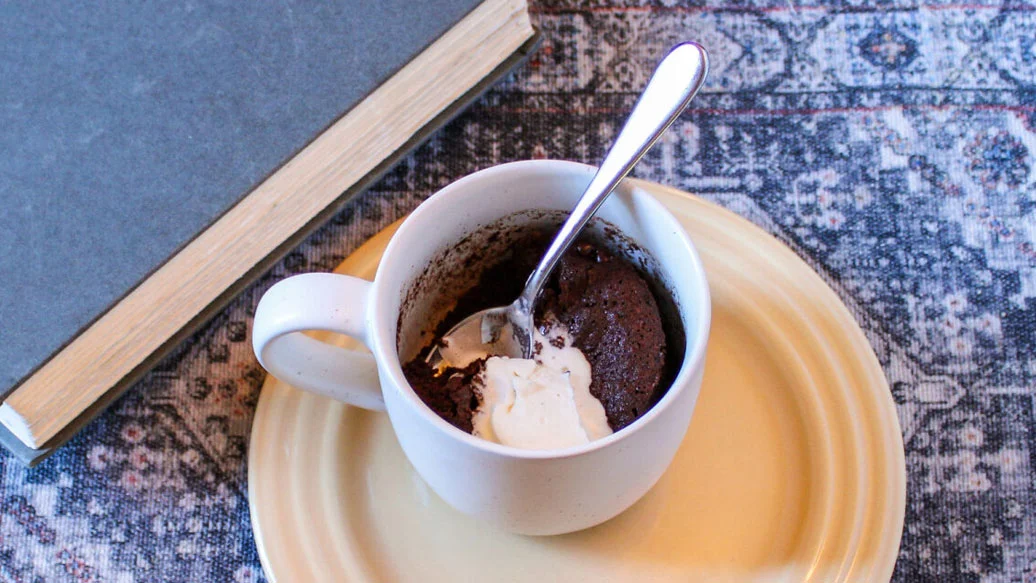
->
[1,1,1034,580]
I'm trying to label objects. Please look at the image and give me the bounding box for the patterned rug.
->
[2,1,1034,581]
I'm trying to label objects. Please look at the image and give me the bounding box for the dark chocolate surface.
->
[541,243,667,430]
[403,359,484,434]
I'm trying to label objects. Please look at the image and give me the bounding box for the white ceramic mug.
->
[252,160,711,535]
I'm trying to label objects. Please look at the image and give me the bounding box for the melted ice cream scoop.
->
[472,324,612,450]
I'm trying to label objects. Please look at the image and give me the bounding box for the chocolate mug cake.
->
[402,224,682,449]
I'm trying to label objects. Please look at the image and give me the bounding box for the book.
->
[0,0,537,464]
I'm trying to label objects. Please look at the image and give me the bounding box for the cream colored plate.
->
[248,180,906,582]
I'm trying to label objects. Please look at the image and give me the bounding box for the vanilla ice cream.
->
[471,323,612,450]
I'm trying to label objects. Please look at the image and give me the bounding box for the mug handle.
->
[252,273,385,411]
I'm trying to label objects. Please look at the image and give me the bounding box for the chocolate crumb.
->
[403,359,484,433]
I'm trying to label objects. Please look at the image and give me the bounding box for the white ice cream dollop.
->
[471,322,612,450]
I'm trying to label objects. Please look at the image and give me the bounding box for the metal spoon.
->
[430,42,709,369]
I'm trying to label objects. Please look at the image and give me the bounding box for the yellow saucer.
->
[247,179,906,582]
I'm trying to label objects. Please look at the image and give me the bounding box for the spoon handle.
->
[517,42,709,310]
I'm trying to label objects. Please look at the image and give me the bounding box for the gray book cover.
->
[0,0,536,461]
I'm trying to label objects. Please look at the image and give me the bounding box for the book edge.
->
[4,0,532,450]
[9,0,534,450]
[1,1,497,399]
[0,405,31,452]
[2,30,541,465]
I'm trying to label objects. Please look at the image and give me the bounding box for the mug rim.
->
[368,160,712,460]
